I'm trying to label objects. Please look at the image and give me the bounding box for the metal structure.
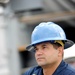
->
[0,0,10,75]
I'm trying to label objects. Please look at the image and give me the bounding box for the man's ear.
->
[58,47,64,57]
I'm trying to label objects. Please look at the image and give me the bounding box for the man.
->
[23,22,75,75]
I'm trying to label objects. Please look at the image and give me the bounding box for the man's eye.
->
[34,47,37,50]
[42,46,46,49]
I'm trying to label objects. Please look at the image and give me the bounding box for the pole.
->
[0,5,10,75]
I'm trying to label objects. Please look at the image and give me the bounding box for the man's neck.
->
[42,60,62,75]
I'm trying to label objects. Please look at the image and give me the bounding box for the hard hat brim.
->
[64,39,74,49]
[26,39,74,51]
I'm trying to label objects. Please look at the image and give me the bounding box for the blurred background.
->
[0,0,75,75]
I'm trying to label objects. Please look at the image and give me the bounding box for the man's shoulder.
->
[56,61,75,75]
[62,64,75,75]
[66,64,75,74]
[23,66,42,75]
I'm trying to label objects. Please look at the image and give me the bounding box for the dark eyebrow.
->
[41,43,47,47]
[34,42,48,48]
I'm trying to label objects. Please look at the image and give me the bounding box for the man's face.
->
[34,42,63,67]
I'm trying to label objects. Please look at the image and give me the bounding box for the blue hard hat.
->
[26,22,74,51]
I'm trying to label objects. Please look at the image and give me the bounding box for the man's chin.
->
[37,62,46,66]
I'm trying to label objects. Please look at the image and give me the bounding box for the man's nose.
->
[36,49,43,55]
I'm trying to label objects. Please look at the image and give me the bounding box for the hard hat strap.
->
[54,40,64,47]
